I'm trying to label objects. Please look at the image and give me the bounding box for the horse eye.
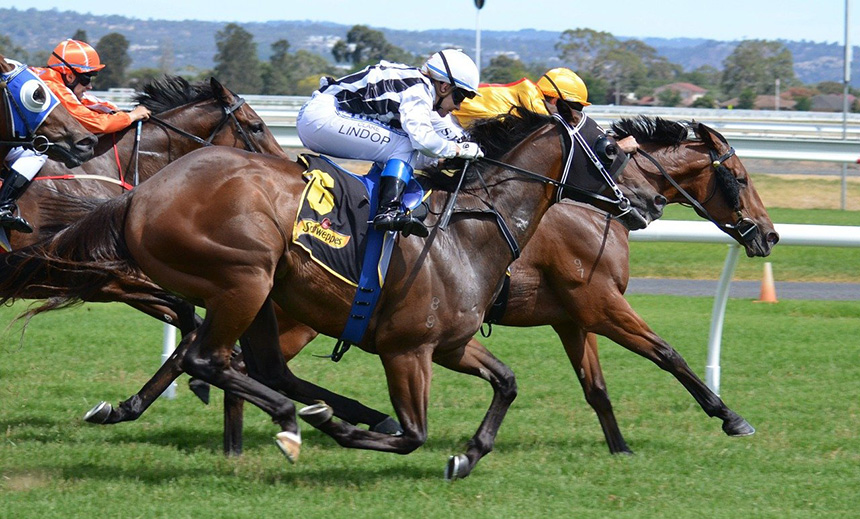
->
[250,122,265,134]
[736,176,748,187]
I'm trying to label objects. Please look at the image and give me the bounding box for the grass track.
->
[1,297,858,518]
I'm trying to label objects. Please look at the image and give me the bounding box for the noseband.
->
[637,144,759,242]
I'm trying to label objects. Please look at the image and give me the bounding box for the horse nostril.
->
[654,194,667,208]
[767,232,780,245]
[77,135,98,150]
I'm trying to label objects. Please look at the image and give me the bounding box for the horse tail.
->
[0,191,141,319]
[36,191,111,240]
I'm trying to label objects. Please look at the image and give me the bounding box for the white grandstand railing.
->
[96,91,860,165]
[630,220,860,395]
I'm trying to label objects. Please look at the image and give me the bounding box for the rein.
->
[146,96,258,152]
[637,147,758,241]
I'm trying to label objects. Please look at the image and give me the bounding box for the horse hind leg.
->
[85,297,200,425]
[551,325,633,455]
[182,297,301,461]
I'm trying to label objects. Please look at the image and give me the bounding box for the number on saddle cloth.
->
[295,154,426,361]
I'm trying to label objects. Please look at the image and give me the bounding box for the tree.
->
[214,23,262,94]
[690,94,717,108]
[738,88,757,109]
[657,88,682,107]
[721,40,795,98]
[71,29,88,43]
[331,25,413,70]
[815,81,845,95]
[95,33,132,89]
[794,96,812,111]
[555,28,616,74]
[261,39,292,95]
[481,55,530,84]
[126,68,163,90]
[680,65,722,91]
[0,34,28,62]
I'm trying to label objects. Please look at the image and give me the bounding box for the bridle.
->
[120,94,260,187]
[440,113,633,260]
[636,140,759,242]
[146,95,260,153]
[0,64,62,157]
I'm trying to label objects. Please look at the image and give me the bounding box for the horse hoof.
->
[444,454,469,481]
[83,401,112,424]
[274,431,302,464]
[298,402,333,427]
[371,416,403,436]
[723,416,756,437]
[188,379,211,405]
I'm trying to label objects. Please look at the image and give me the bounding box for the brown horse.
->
[0,108,659,478]
[83,116,778,459]
[1,54,96,174]
[8,75,285,249]
[198,116,779,455]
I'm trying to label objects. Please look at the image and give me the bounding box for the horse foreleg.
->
[432,341,518,480]
[595,299,755,437]
[549,325,633,454]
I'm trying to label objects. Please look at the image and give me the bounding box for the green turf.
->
[1,298,858,518]
[630,205,860,282]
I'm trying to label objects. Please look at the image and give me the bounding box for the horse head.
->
[133,76,285,168]
[457,107,663,232]
[693,122,779,256]
[616,116,779,257]
[0,54,96,167]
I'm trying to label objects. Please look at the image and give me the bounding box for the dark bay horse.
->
[0,108,658,478]
[1,54,96,173]
[196,116,779,455]
[8,75,285,249]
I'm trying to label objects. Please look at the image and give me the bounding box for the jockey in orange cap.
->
[1,39,151,233]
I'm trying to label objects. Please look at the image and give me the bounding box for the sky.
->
[2,0,857,45]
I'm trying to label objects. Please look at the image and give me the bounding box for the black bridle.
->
[122,94,260,186]
[636,145,759,242]
[146,95,259,153]
[440,113,632,260]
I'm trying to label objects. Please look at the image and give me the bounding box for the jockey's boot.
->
[372,159,428,238]
[0,170,33,233]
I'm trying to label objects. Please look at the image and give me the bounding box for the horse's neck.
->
[650,144,710,203]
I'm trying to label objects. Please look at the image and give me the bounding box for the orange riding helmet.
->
[47,39,106,75]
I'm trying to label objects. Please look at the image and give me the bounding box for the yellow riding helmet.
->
[536,68,591,106]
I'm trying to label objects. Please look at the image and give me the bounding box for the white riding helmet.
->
[421,49,480,95]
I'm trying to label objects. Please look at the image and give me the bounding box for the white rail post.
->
[706,242,741,396]
[160,323,178,399]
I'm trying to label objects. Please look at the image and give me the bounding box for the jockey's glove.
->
[456,142,484,160]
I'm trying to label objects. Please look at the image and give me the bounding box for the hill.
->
[1,7,858,87]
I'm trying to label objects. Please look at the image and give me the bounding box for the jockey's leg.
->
[372,159,428,238]
[0,147,45,233]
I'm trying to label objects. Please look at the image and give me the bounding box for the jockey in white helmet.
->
[296,49,483,237]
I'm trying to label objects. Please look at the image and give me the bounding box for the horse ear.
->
[210,77,234,104]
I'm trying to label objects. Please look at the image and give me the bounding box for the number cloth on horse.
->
[294,154,427,358]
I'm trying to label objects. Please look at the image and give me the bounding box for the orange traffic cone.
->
[755,262,778,303]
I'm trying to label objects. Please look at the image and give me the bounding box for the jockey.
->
[434,67,638,153]
[296,49,484,238]
[0,39,151,233]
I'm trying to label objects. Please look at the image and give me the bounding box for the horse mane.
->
[610,116,689,146]
[613,116,741,208]
[423,106,555,191]
[134,76,214,114]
